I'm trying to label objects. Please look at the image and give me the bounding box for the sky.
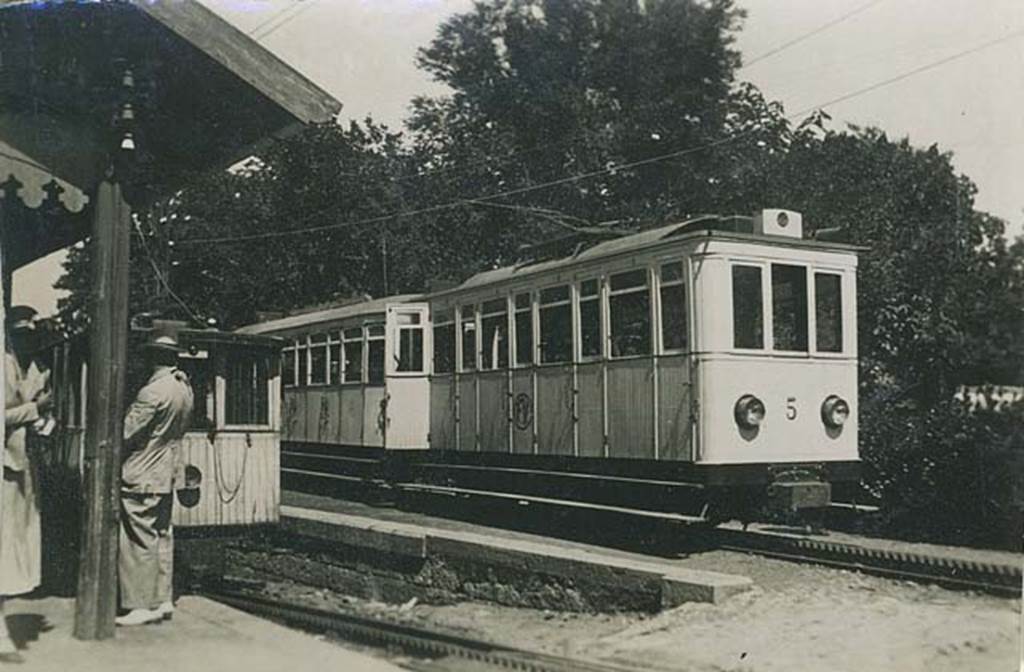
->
[13,0,1024,315]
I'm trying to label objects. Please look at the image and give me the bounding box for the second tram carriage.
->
[41,321,284,529]
[240,209,861,521]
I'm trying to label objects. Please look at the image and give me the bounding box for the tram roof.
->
[237,294,424,336]
[447,216,863,296]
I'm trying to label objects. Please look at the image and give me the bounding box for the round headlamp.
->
[821,395,850,428]
[734,394,766,430]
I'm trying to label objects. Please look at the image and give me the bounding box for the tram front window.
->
[732,265,764,350]
[225,353,270,426]
[772,264,808,352]
[815,272,843,353]
[179,353,215,429]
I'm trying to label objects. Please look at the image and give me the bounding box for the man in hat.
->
[117,330,193,626]
[2,306,52,660]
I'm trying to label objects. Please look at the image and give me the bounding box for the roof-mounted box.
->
[753,209,803,239]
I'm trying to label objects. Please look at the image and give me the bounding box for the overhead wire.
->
[177,27,1024,247]
[246,1,302,37]
[132,220,204,324]
[238,0,880,189]
[254,0,320,41]
[741,0,889,69]
[785,27,1024,116]
[339,0,887,186]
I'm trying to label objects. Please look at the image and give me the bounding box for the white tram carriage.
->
[241,209,861,520]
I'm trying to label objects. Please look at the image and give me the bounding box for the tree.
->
[408,0,749,234]
[58,119,415,329]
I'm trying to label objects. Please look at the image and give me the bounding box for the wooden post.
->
[74,176,131,640]
[0,195,6,544]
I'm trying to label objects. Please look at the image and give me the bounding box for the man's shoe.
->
[156,602,174,621]
[115,609,161,627]
[0,635,22,663]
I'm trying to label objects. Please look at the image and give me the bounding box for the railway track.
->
[711,528,1022,597]
[203,588,648,672]
[283,466,1022,598]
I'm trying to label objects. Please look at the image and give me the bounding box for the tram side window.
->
[514,293,533,366]
[343,328,363,383]
[660,262,688,352]
[367,324,386,384]
[433,311,455,374]
[815,272,843,353]
[460,305,477,371]
[480,299,509,370]
[225,353,270,426]
[395,313,425,373]
[578,280,601,359]
[609,270,652,357]
[539,285,572,363]
[772,264,808,352]
[297,339,309,386]
[281,346,296,387]
[309,333,328,384]
[328,336,341,383]
[732,265,764,349]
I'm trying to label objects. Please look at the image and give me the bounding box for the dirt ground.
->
[261,550,1021,672]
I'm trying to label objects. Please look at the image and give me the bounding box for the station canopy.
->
[0,0,341,272]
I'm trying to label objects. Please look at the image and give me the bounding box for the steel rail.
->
[203,589,648,672]
[712,529,1022,597]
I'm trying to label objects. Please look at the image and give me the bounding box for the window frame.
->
[607,267,654,359]
[512,291,535,369]
[366,321,386,385]
[457,304,479,373]
[221,350,273,430]
[296,336,310,387]
[327,331,342,385]
[308,332,330,386]
[730,261,768,353]
[769,262,811,356]
[431,307,456,376]
[281,343,298,388]
[538,283,574,365]
[341,326,365,385]
[657,260,689,355]
[576,276,604,362]
[179,347,217,431]
[389,307,429,377]
[811,268,846,357]
[480,298,510,371]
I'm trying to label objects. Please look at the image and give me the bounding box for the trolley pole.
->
[74,170,131,640]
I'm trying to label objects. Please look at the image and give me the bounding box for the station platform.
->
[269,491,752,610]
[5,595,402,672]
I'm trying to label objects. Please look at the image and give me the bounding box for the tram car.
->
[39,320,284,529]
[240,209,861,522]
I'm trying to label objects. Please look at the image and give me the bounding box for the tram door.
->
[384,304,432,450]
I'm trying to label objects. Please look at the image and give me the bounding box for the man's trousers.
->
[119,492,173,611]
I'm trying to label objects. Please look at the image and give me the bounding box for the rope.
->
[210,431,249,505]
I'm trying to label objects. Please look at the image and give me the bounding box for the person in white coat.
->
[1,306,53,661]
[116,331,193,627]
